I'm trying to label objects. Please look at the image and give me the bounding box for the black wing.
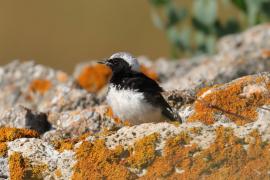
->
[122,72,181,122]
[144,92,181,122]
[121,72,163,93]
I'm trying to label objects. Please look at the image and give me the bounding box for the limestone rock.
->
[0,106,50,134]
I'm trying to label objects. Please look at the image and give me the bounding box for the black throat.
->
[110,68,131,90]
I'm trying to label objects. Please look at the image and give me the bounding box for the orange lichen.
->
[27,163,48,179]
[9,151,48,179]
[9,152,26,180]
[29,79,52,95]
[72,140,137,180]
[53,131,93,153]
[53,139,78,152]
[189,127,202,135]
[0,127,39,142]
[76,64,112,93]
[55,169,62,178]
[68,126,270,179]
[261,49,270,59]
[141,132,198,179]
[188,76,270,125]
[141,126,270,179]
[79,131,94,141]
[126,133,159,170]
[56,71,69,83]
[105,106,122,124]
[105,106,132,126]
[140,65,158,80]
[0,142,7,157]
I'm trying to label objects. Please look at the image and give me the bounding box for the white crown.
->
[110,52,140,72]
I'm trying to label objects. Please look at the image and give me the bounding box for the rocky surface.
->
[0,24,270,179]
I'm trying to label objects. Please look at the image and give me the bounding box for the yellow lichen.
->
[9,152,26,180]
[28,163,48,179]
[53,131,93,153]
[105,106,122,124]
[9,152,48,180]
[55,168,62,178]
[53,139,78,152]
[141,132,198,179]
[126,133,159,170]
[188,76,270,125]
[188,127,202,135]
[0,142,7,157]
[29,79,52,95]
[72,140,136,180]
[141,126,270,179]
[0,127,39,142]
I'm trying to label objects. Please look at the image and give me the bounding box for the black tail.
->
[162,107,182,123]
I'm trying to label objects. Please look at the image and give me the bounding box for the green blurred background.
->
[0,0,269,73]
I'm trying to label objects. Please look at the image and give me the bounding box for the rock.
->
[0,158,8,179]
[38,84,98,113]
[0,61,71,112]
[162,24,270,91]
[1,72,270,179]
[0,106,51,134]
[46,106,118,138]
[7,138,75,179]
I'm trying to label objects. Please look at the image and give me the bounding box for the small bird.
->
[100,52,181,125]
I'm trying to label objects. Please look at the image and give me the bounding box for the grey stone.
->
[0,158,8,179]
[0,105,51,134]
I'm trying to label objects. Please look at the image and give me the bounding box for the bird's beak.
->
[98,59,111,66]
[98,60,106,64]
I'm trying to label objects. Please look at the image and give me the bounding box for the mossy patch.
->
[188,76,270,125]
[29,79,52,95]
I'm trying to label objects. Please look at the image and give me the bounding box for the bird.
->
[100,52,181,125]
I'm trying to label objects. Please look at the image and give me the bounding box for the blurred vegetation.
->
[149,0,270,58]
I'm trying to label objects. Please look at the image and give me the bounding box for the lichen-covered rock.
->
[188,73,270,125]
[5,137,75,180]
[0,61,70,112]
[1,92,270,179]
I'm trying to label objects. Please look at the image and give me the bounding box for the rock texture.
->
[0,24,270,179]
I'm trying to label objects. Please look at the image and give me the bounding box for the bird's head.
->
[99,52,140,73]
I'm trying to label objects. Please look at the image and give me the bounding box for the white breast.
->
[106,85,163,125]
